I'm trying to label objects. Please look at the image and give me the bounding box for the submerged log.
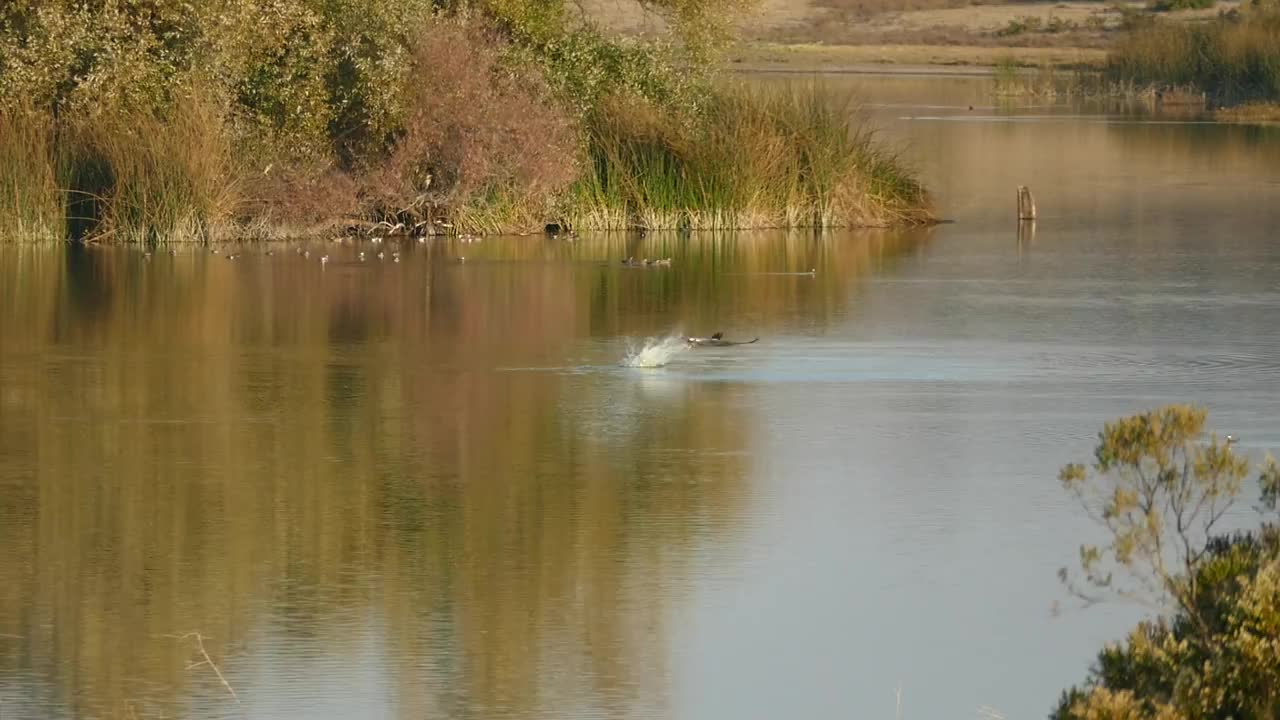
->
[1017,185,1037,221]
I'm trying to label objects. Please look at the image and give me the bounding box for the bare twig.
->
[167,632,241,707]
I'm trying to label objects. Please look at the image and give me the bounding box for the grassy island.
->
[0,0,931,242]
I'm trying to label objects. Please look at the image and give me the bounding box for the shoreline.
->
[728,42,1109,74]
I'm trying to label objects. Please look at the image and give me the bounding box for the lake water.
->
[3,74,1280,720]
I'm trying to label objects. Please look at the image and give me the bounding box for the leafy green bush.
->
[0,0,437,161]
[1055,535,1280,719]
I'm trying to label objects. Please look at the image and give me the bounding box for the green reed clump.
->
[0,109,63,242]
[993,56,1023,95]
[1108,3,1280,104]
[571,84,932,230]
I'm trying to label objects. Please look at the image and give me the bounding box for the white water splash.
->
[621,335,689,368]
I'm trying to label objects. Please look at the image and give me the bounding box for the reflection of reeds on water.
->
[0,240,803,718]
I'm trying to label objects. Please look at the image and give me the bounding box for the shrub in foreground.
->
[1053,405,1280,719]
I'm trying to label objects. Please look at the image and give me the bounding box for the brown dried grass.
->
[363,20,581,233]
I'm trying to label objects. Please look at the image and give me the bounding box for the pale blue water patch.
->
[224,611,400,720]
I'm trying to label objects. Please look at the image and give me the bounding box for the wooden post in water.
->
[1017,185,1037,221]
[1018,217,1036,247]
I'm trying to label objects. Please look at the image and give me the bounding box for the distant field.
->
[727,42,1108,71]
[584,0,1236,67]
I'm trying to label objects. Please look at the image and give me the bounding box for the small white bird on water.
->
[320,255,329,267]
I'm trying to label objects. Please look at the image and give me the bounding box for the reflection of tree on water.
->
[0,242,789,719]
[581,228,935,339]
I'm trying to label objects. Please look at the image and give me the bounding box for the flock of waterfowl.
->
[135,238,819,281]
[137,238,680,272]
[620,257,672,267]
[138,233,447,265]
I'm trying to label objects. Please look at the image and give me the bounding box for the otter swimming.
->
[686,332,759,347]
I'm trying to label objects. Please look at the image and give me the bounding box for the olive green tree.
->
[1054,405,1280,719]
[1058,405,1250,621]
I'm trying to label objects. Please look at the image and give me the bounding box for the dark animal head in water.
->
[711,332,723,340]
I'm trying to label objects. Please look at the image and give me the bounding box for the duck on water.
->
[686,332,759,347]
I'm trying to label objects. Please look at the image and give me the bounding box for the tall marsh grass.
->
[58,100,239,242]
[1,100,238,242]
[572,84,931,230]
[1108,4,1280,103]
[0,110,62,242]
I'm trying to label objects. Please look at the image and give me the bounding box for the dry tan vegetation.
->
[366,22,580,233]
[1215,101,1280,122]
[585,0,1244,69]
[754,0,1237,45]
[728,42,1108,70]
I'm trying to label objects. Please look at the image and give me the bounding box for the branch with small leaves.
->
[1057,405,1254,630]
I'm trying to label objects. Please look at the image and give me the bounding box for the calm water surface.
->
[3,75,1280,720]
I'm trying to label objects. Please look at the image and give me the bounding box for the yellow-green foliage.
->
[1058,405,1250,610]
[1059,551,1280,719]
[573,83,931,230]
[470,0,758,60]
[0,0,434,160]
[1055,406,1280,719]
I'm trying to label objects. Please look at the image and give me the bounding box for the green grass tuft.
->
[569,83,932,231]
